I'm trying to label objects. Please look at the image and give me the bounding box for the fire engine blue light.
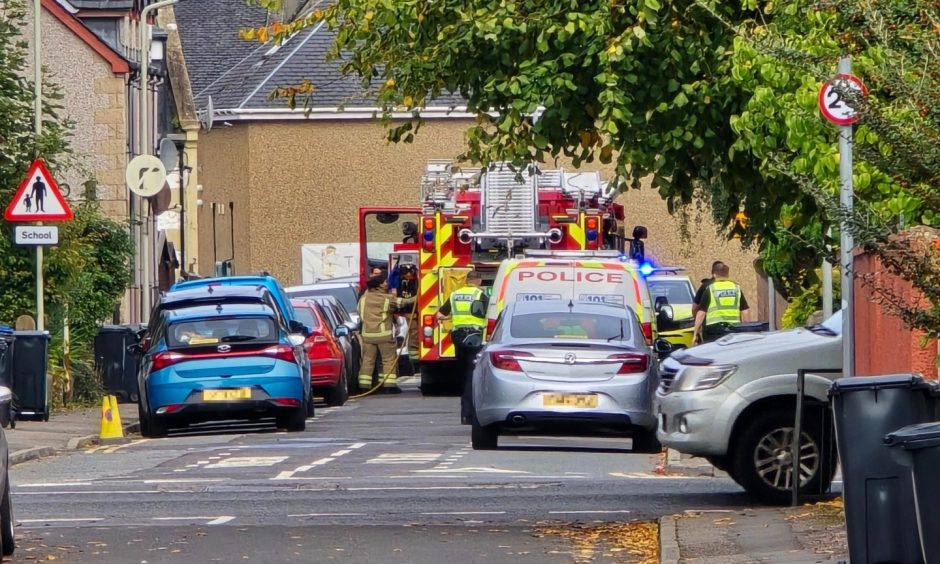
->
[639,262,655,276]
[424,230,434,242]
[586,230,598,241]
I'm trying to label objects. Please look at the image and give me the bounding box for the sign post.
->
[125,154,168,323]
[4,159,73,331]
[818,58,866,378]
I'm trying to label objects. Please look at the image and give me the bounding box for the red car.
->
[292,300,349,406]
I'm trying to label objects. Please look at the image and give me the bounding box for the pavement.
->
[4,401,139,465]
[661,450,848,563]
[3,385,849,562]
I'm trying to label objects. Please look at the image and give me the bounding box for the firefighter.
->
[436,270,488,424]
[692,261,750,344]
[357,274,416,394]
[392,264,420,367]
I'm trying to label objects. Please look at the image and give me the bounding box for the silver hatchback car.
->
[470,301,660,451]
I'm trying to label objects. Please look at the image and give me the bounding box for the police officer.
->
[436,270,488,424]
[692,261,750,344]
[357,274,416,394]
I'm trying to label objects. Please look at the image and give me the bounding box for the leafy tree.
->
[244,0,940,336]
[726,0,940,334]
[0,0,134,406]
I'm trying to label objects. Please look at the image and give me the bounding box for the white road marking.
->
[421,511,506,516]
[205,456,288,469]
[366,453,441,464]
[19,518,103,523]
[414,467,529,474]
[288,512,367,517]
[548,510,632,515]
[16,482,94,488]
[608,472,708,480]
[206,516,236,525]
[272,443,365,480]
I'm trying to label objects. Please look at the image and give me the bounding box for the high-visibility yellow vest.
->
[706,280,742,326]
[450,287,486,329]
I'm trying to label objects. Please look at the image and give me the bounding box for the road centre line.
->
[421,511,506,516]
[206,516,236,525]
[548,510,633,515]
[19,518,102,523]
[288,512,367,517]
[154,516,235,525]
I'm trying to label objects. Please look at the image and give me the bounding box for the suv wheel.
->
[731,409,836,505]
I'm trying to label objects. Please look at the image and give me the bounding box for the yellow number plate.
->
[203,388,252,401]
[543,394,598,408]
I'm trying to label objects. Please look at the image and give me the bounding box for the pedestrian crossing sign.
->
[4,158,73,222]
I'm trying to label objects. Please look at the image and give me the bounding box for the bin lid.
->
[884,422,940,450]
[12,330,50,339]
[0,326,13,336]
[829,374,934,398]
[97,325,136,334]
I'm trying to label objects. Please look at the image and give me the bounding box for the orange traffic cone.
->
[99,394,127,444]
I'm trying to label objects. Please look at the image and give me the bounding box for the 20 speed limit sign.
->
[818,73,868,126]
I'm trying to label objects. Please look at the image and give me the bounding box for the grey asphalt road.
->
[10,376,752,562]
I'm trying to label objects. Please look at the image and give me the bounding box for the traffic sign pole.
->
[33,0,44,332]
[838,57,855,378]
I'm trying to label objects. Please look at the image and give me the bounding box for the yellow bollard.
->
[99,394,126,444]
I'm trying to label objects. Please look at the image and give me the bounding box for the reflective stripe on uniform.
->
[705,280,742,326]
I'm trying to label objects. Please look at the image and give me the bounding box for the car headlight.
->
[673,365,737,391]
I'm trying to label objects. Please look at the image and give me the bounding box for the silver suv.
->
[655,311,843,504]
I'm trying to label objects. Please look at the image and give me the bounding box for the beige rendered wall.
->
[244,120,470,285]
[197,126,252,276]
[197,119,758,299]
[23,4,129,219]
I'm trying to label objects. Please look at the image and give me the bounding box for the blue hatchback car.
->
[137,302,311,437]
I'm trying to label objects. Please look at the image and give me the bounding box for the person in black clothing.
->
[437,271,489,424]
[692,261,725,317]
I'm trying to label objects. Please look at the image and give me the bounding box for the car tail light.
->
[490,350,534,372]
[152,351,185,371]
[422,315,435,348]
[608,352,650,374]
[263,345,297,363]
[153,344,297,369]
[641,322,653,344]
[272,398,301,407]
[155,404,183,415]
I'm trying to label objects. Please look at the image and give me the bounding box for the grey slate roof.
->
[175,0,271,99]
[175,0,464,112]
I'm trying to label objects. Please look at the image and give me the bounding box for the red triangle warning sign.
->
[4,159,73,222]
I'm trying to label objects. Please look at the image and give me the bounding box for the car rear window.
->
[293,307,320,330]
[167,317,278,348]
[290,286,358,313]
[510,313,633,341]
[648,279,693,305]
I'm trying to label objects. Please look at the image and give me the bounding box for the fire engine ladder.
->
[479,163,539,238]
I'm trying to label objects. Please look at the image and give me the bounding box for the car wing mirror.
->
[653,338,673,357]
[287,334,306,347]
[126,343,143,355]
[658,305,674,321]
[335,325,350,338]
[289,320,311,337]
[0,386,12,405]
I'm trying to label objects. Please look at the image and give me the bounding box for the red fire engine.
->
[358,160,636,394]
